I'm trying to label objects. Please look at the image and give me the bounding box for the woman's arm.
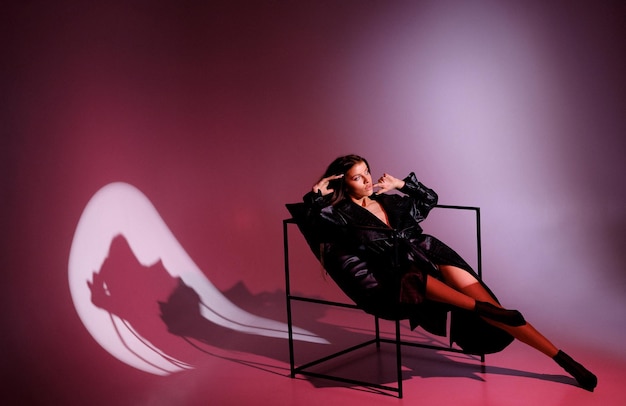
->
[398,172,438,207]
[375,172,438,222]
[375,172,438,206]
[312,174,343,195]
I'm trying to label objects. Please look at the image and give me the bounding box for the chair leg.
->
[375,316,381,348]
[283,220,296,377]
[395,320,403,398]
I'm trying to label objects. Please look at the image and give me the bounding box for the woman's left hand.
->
[374,173,405,194]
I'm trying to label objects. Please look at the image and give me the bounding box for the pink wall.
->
[2,1,625,403]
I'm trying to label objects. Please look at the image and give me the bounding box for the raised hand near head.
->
[374,173,405,195]
[312,174,344,196]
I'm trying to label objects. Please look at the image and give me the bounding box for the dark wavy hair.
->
[321,154,370,205]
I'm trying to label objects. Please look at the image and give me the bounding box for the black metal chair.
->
[284,204,485,398]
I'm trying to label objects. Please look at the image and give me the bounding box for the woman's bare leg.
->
[424,273,475,310]
[432,264,597,391]
[424,273,525,326]
[437,264,558,357]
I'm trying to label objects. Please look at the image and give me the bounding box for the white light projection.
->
[68,182,327,375]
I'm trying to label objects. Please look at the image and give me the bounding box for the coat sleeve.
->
[397,172,439,222]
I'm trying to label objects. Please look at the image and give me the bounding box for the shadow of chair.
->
[283,204,485,398]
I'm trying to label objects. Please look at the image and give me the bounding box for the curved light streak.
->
[68,182,328,375]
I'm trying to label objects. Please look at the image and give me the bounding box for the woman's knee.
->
[439,265,478,289]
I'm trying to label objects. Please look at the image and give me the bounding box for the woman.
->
[299,154,597,392]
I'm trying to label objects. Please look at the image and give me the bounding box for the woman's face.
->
[344,161,373,201]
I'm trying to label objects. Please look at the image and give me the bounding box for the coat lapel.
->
[334,197,394,230]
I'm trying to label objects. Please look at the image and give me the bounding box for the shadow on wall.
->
[87,234,338,368]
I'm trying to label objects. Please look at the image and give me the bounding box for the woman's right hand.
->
[312,174,344,196]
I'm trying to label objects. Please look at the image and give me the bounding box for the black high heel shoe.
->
[553,350,598,392]
[474,301,526,326]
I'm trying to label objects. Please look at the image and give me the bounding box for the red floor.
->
[4,281,624,405]
[123,305,623,406]
[170,337,619,405]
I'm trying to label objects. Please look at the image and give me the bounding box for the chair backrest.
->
[285,203,323,260]
[285,202,404,319]
[285,202,483,318]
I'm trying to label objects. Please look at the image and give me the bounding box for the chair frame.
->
[284,204,484,398]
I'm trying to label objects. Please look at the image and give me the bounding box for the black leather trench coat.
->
[288,173,513,354]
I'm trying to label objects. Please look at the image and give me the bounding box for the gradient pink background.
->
[2,1,625,404]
